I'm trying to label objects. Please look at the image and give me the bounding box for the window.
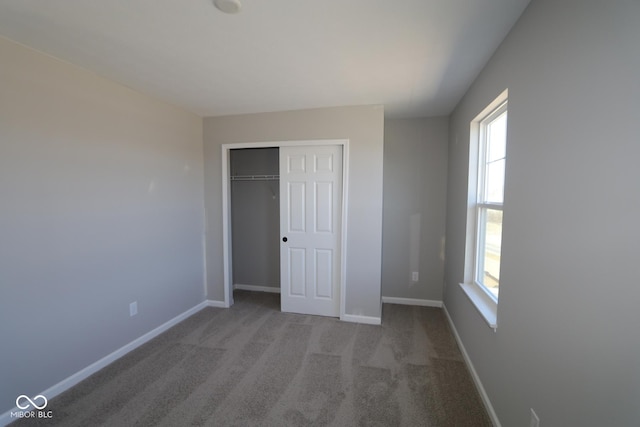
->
[475,102,507,300]
[460,90,507,330]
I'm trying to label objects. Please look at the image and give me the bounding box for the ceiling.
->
[0,0,530,118]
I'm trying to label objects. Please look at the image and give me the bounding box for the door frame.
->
[221,139,349,319]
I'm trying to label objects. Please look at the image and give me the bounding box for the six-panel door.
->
[279,145,342,317]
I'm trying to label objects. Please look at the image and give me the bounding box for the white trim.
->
[0,301,209,427]
[381,296,443,307]
[476,202,504,211]
[221,139,350,320]
[339,141,350,321]
[234,284,281,294]
[222,139,347,149]
[221,146,232,308]
[202,232,208,299]
[442,304,501,427]
[473,89,509,123]
[340,313,382,325]
[465,89,509,286]
[459,282,497,329]
[463,93,509,308]
[205,299,227,308]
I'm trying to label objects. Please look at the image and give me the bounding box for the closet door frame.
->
[220,139,349,319]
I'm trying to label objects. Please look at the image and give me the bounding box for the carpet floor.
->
[12,290,491,426]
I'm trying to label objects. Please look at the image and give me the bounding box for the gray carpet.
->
[12,291,491,426]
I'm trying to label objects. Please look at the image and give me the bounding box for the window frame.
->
[474,101,507,301]
[459,89,508,331]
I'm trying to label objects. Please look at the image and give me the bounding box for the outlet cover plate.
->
[130,301,138,317]
[530,408,540,427]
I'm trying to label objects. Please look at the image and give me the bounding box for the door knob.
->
[282,237,288,242]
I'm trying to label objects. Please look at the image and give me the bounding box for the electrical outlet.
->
[530,408,540,427]
[411,272,419,282]
[130,301,138,317]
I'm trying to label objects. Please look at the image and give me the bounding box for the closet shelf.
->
[230,174,279,181]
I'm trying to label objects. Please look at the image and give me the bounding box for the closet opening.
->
[221,139,349,318]
[229,147,281,299]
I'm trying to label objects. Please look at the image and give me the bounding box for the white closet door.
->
[279,145,342,317]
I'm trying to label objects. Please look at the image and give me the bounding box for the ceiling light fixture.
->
[213,0,242,14]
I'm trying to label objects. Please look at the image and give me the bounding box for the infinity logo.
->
[16,395,48,410]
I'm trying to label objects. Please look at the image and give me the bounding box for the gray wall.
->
[382,118,448,302]
[203,106,384,319]
[0,37,205,413]
[444,1,640,425]
[230,148,280,288]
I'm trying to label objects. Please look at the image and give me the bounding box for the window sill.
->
[459,283,497,330]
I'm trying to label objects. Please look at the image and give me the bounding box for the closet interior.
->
[229,147,281,292]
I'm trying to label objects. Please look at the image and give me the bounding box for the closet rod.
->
[230,174,279,181]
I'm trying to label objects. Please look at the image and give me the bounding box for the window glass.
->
[479,209,502,298]
[487,112,507,161]
[485,159,505,203]
[475,103,507,299]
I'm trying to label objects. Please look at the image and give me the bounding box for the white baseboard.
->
[205,299,228,308]
[233,284,281,294]
[442,304,501,427]
[0,301,209,427]
[341,313,382,325]
[382,296,443,307]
